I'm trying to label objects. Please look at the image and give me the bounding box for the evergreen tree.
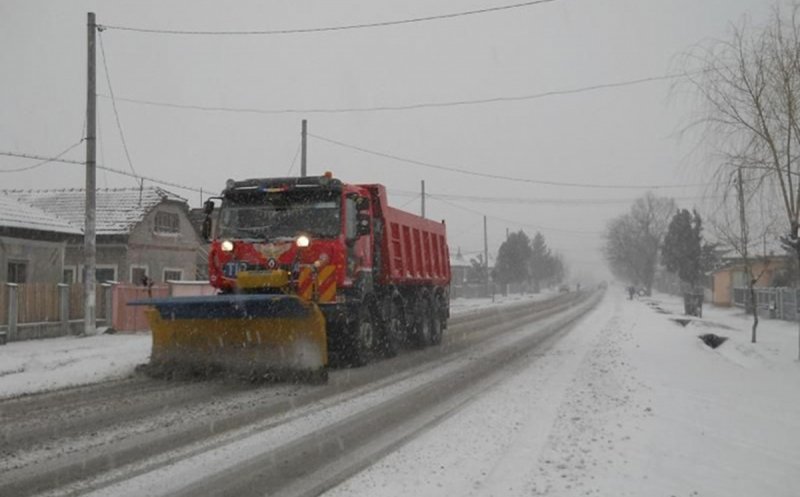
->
[662,209,703,287]
[492,231,533,287]
[529,232,551,293]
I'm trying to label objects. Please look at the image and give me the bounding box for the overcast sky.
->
[0,0,774,281]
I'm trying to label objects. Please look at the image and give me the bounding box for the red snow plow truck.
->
[134,173,451,381]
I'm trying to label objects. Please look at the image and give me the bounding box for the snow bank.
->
[0,332,150,399]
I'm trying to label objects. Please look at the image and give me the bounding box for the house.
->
[710,245,791,306]
[0,194,81,283]
[2,187,203,284]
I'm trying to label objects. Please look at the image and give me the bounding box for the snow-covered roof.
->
[2,187,187,235]
[718,240,790,260]
[0,194,82,235]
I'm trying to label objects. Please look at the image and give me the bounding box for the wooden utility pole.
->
[737,167,758,344]
[84,12,97,336]
[420,180,425,218]
[483,215,489,297]
[300,119,307,177]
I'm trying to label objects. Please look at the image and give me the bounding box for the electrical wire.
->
[0,142,84,173]
[286,140,302,175]
[430,195,602,236]
[420,191,717,205]
[98,30,140,181]
[398,194,421,209]
[98,0,558,36]
[96,72,693,115]
[0,150,212,194]
[310,133,712,190]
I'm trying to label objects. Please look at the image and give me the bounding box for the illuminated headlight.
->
[221,240,234,252]
[296,235,310,248]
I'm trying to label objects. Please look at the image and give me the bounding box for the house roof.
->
[718,240,790,260]
[2,187,187,235]
[0,194,82,235]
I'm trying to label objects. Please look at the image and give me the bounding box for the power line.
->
[98,30,139,181]
[429,195,602,236]
[311,133,711,190]
[98,0,558,36]
[418,193,718,207]
[286,140,302,175]
[0,150,212,194]
[0,141,84,173]
[398,194,421,209]
[97,72,693,115]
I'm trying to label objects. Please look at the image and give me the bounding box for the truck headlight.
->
[221,240,234,252]
[296,235,310,248]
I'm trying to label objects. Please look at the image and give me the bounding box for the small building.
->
[711,247,790,306]
[0,194,81,283]
[3,187,203,284]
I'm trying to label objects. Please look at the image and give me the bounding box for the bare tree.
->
[604,192,676,294]
[710,168,781,343]
[682,3,800,357]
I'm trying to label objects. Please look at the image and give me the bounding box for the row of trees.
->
[678,1,800,352]
[604,193,720,295]
[493,231,565,292]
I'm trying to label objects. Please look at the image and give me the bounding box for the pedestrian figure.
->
[141,274,154,298]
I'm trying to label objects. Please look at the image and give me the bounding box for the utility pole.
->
[737,167,757,344]
[84,12,97,336]
[483,215,489,298]
[300,119,307,177]
[420,180,425,218]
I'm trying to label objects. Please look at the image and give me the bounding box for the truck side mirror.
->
[356,212,371,236]
[355,196,370,211]
[201,199,215,241]
[201,217,212,241]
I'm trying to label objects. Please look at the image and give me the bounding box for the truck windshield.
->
[218,190,341,240]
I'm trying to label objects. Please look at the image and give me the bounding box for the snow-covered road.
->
[2,288,799,496]
[327,290,800,497]
[0,290,588,496]
[0,291,555,400]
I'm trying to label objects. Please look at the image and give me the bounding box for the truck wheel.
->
[348,304,375,367]
[410,300,432,348]
[380,301,403,358]
[430,299,443,346]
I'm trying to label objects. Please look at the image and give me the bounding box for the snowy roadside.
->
[325,289,800,497]
[0,332,151,400]
[0,291,557,400]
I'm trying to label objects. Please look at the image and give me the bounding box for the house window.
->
[8,261,27,284]
[163,269,183,282]
[130,265,149,285]
[96,266,117,283]
[63,266,76,284]
[155,211,180,233]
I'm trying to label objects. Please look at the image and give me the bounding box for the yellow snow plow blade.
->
[131,294,327,382]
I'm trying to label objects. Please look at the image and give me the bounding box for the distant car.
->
[558,284,570,293]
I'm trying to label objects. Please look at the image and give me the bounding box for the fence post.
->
[102,283,113,330]
[58,283,69,335]
[7,283,18,342]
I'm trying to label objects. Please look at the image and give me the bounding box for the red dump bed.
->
[362,184,451,287]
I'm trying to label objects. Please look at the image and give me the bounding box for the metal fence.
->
[733,287,800,321]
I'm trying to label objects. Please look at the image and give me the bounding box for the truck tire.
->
[410,299,432,348]
[430,298,443,346]
[347,303,375,367]
[380,300,404,358]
